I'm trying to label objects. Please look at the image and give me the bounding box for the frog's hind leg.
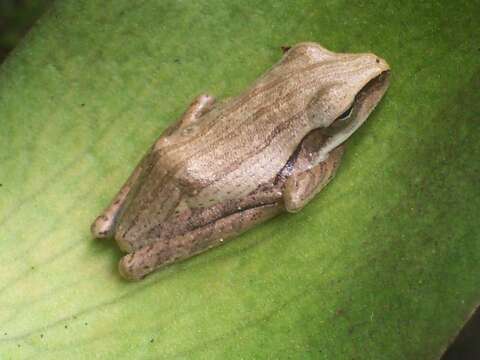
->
[91,94,215,239]
[283,144,345,213]
[178,94,216,129]
[154,93,216,149]
[118,203,282,281]
[91,157,147,239]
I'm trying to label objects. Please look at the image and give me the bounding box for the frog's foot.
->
[283,144,344,212]
[118,203,282,280]
[91,215,114,239]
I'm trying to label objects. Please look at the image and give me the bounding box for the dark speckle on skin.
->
[376,58,380,63]
[150,339,154,343]
[174,58,181,64]
[64,325,68,329]
[85,322,88,326]
[40,334,44,338]
[81,103,85,107]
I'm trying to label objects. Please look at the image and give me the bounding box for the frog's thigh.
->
[118,204,282,280]
[180,93,216,128]
[91,155,148,239]
[156,94,216,146]
[283,145,345,213]
[92,95,216,239]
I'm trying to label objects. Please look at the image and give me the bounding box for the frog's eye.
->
[323,101,355,136]
[324,103,355,134]
[336,103,354,122]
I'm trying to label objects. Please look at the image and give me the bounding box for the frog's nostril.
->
[374,56,390,71]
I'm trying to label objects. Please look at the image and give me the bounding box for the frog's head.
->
[283,43,391,159]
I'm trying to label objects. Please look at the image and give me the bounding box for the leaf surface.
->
[0,0,479,358]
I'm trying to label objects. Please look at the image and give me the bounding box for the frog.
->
[91,42,390,280]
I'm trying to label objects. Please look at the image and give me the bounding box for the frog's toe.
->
[283,173,313,213]
[118,252,146,281]
[91,214,115,239]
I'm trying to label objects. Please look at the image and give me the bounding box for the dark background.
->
[0,1,477,359]
[0,0,51,60]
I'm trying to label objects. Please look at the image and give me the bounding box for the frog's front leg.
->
[283,144,345,212]
[118,204,282,280]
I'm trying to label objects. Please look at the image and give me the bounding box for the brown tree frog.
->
[91,42,390,280]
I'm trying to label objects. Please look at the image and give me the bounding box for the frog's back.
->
[155,43,338,206]
[115,44,340,246]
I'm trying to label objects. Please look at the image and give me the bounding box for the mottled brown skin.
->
[91,42,390,280]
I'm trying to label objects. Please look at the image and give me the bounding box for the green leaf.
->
[1,0,479,358]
